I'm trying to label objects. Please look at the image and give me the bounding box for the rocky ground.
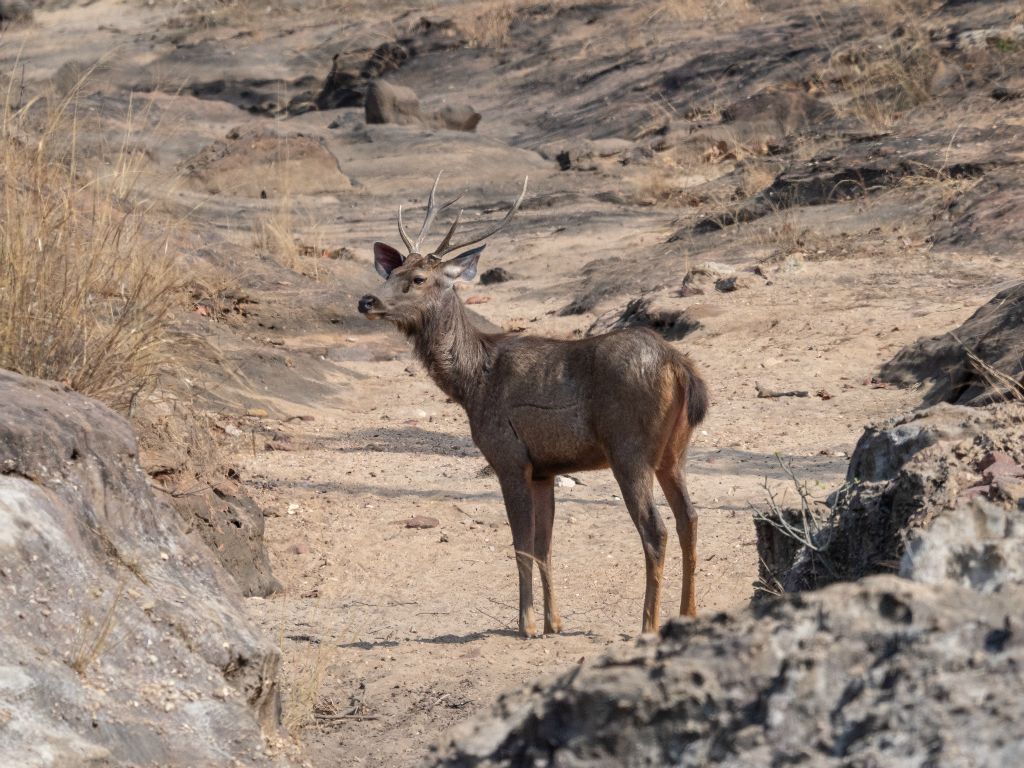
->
[1,0,1023,765]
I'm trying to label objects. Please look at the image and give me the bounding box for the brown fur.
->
[360,250,708,637]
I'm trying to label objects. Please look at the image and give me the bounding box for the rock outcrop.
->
[755,402,1024,595]
[432,576,1024,767]
[180,127,350,197]
[879,282,1024,406]
[0,370,284,766]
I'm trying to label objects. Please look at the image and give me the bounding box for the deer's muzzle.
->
[357,295,381,315]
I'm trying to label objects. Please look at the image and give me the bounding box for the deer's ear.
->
[373,242,404,278]
[441,245,485,282]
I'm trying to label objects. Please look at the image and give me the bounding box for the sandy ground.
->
[3,0,1023,764]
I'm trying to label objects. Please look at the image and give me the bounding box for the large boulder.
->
[365,79,424,126]
[879,282,1024,406]
[0,370,284,766]
[755,402,1024,595]
[364,79,481,131]
[431,576,1024,767]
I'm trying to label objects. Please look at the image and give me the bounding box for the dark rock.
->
[0,370,281,766]
[314,54,366,110]
[480,267,514,285]
[934,170,1024,255]
[362,41,409,79]
[879,282,1024,406]
[677,263,735,296]
[0,0,32,22]
[714,275,742,292]
[433,576,1024,767]
[313,43,409,112]
[587,298,700,341]
[160,471,282,597]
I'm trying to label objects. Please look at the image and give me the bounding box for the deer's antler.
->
[397,172,464,255]
[431,177,528,259]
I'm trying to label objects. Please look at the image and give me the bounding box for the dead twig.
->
[756,382,809,399]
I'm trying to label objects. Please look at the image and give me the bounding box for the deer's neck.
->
[410,291,491,407]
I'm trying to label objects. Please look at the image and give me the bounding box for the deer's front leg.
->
[497,471,538,638]
[531,476,562,634]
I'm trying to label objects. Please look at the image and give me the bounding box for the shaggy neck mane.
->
[405,289,492,406]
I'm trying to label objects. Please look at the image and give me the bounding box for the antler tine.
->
[440,193,463,211]
[397,205,415,252]
[432,208,464,257]
[413,171,443,252]
[433,177,528,258]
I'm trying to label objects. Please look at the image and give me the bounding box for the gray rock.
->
[432,576,1024,767]
[0,370,284,767]
[365,79,422,126]
[756,402,1024,595]
[432,103,482,132]
[903,497,1024,592]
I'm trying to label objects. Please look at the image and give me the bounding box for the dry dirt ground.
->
[4,0,1023,765]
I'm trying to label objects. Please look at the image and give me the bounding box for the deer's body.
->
[358,176,708,636]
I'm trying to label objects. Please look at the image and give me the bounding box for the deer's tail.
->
[673,354,709,428]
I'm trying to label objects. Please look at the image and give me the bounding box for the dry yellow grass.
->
[813,1,944,130]
[463,1,521,49]
[0,84,180,410]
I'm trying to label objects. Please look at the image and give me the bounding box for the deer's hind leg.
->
[657,414,698,617]
[497,471,539,637]
[531,476,562,634]
[611,457,668,634]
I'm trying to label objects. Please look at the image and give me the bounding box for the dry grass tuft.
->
[253,196,331,280]
[0,88,180,410]
[70,580,126,675]
[463,2,520,49]
[815,2,944,130]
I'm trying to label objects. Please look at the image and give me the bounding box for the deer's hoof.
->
[544,618,563,635]
[518,621,540,638]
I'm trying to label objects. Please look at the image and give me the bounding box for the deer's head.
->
[358,173,527,332]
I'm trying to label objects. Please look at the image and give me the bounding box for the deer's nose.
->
[357,295,379,314]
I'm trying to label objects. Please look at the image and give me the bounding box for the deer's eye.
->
[413,276,426,285]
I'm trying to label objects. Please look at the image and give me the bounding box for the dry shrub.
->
[815,2,944,130]
[253,196,330,280]
[463,2,520,48]
[632,165,705,207]
[254,198,301,268]
[0,91,180,410]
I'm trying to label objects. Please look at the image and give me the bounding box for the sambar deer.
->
[357,174,708,637]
